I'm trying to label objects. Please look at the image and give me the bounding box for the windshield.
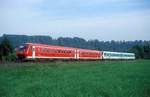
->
[18,45,27,52]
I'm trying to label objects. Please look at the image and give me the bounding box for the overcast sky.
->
[0,0,150,40]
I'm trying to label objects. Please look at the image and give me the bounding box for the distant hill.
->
[0,34,150,52]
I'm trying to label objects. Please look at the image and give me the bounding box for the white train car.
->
[102,51,135,60]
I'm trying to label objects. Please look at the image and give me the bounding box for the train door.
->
[74,50,77,59]
[76,49,79,59]
[32,46,35,58]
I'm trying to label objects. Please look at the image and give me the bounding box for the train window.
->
[60,50,63,53]
[104,53,106,56]
[57,50,59,53]
[65,51,67,53]
[28,47,32,52]
[65,50,68,53]
[57,50,60,53]
[49,49,53,53]
[58,50,61,53]
[40,48,42,52]
[53,50,55,53]
[47,49,50,53]
[45,48,47,52]
[105,53,109,56]
[44,48,47,52]
[42,48,46,52]
[61,50,62,53]
[59,50,61,53]
[42,48,44,52]
[55,50,58,53]
[18,45,27,52]
[56,50,59,53]
[46,49,49,52]
[106,53,109,56]
[45,49,52,53]
[37,48,39,52]
[51,49,54,53]
[63,50,65,53]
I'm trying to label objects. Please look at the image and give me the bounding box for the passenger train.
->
[16,43,135,60]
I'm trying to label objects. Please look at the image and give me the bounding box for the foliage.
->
[1,53,16,62]
[0,60,150,97]
[0,34,150,52]
[0,36,14,61]
[129,45,150,59]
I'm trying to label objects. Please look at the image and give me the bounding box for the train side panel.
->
[78,49,102,60]
[102,51,135,60]
[28,45,76,59]
[25,44,102,60]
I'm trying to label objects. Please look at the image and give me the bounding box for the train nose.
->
[16,53,26,60]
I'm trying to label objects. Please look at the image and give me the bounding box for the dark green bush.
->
[2,53,16,62]
[0,36,15,62]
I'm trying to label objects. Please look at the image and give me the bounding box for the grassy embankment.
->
[0,60,150,97]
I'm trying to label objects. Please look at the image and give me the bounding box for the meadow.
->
[0,60,150,97]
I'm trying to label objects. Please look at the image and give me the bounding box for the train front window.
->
[18,45,26,52]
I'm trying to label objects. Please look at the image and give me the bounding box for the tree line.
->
[0,34,150,61]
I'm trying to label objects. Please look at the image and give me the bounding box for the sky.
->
[0,0,150,41]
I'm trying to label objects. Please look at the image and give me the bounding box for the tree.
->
[129,45,150,59]
[129,45,143,59]
[0,36,13,61]
[0,45,2,60]
[143,45,150,59]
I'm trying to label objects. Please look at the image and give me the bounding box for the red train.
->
[16,43,102,60]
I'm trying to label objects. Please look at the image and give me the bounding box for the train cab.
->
[16,43,31,60]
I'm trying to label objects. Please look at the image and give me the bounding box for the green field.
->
[0,60,150,97]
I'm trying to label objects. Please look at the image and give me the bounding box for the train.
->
[16,43,135,60]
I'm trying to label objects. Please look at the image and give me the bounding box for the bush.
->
[2,53,16,62]
[129,45,150,59]
[0,36,14,62]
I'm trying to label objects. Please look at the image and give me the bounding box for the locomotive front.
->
[16,44,29,60]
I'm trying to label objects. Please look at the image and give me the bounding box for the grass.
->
[0,60,150,97]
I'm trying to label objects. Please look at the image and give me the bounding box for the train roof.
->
[24,43,100,52]
[25,43,76,49]
[103,51,135,55]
